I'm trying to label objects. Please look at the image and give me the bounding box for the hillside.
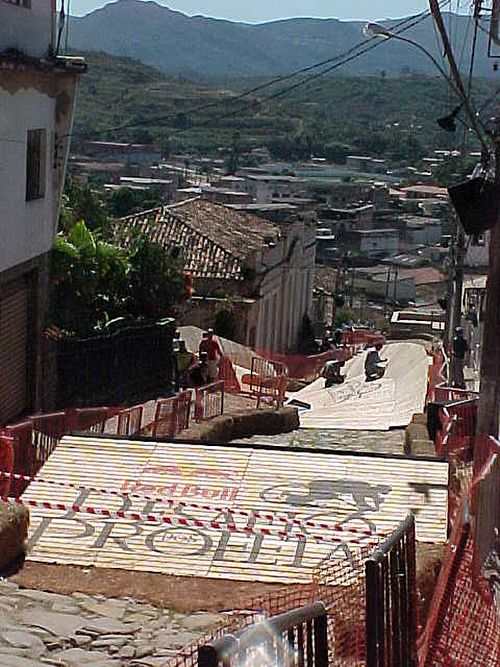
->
[73,52,493,164]
[69,0,497,79]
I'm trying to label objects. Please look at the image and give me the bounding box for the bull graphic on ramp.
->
[260,479,391,532]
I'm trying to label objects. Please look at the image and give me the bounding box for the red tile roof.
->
[113,198,280,281]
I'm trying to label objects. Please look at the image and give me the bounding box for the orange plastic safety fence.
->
[419,442,500,667]
[163,543,372,667]
[419,526,499,667]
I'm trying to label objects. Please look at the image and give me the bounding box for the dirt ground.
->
[13,562,295,612]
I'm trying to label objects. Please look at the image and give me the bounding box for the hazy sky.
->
[72,0,435,22]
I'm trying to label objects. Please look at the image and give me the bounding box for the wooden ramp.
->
[24,436,449,584]
[293,342,429,431]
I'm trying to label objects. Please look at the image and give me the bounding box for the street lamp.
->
[363,21,488,151]
[363,22,457,92]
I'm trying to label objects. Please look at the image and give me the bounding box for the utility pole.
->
[429,0,489,155]
[449,217,465,344]
[429,0,500,436]
[477,141,500,436]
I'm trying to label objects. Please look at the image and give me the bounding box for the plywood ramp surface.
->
[24,436,448,584]
[294,342,429,431]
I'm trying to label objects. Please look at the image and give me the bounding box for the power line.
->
[166,1,455,137]
[76,1,450,139]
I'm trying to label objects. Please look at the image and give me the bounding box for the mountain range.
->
[69,0,497,79]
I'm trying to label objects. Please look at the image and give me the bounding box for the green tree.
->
[62,178,108,231]
[127,235,187,320]
[50,221,129,335]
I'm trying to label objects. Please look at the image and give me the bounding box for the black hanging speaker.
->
[448,177,500,235]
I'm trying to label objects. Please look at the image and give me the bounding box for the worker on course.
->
[198,329,223,383]
[173,339,195,391]
[451,327,469,389]
[365,343,387,381]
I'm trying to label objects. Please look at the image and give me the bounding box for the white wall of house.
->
[0,1,81,418]
[354,273,415,302]
[465,232,490,269]
[358,231,399,257]
[0,0,55,59]
[0,88,56,273]
[255,220,316,353]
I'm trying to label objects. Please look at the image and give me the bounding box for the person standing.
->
[190,351,209,387]
[451,327,469,389]
[199,329,223,383]
[173,340,195,391]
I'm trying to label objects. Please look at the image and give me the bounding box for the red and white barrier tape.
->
[0,469,375,537]
[1,495,380,546]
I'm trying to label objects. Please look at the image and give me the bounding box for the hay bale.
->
[0,501,29,572]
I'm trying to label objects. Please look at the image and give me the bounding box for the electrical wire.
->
[81,0,451,138]
[167,3,460,138]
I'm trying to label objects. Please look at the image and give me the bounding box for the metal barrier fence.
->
[148,391,193,438]
[0,406,129,495]
[165,516,418,667]
[194,381,224,422]
[0,435,14,498]
[365,514,417,667]
[434,384,480,403]
[198,602,328,667]
[249,357,288,409]
[117,406,144,436]
[434,399,478,460]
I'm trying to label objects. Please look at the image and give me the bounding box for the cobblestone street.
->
[0,579,225,666]
[241,427,405,456]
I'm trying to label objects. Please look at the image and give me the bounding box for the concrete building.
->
[242,174,306,204]
[322,204,374,232]
[117,176,176,201]
[401,185,448,200]
[354,267,416,303]
[114,199,316,353]
[344,229,400,258]
[0,1,85,423]
[82,141,162,165]
[404,217,442,246]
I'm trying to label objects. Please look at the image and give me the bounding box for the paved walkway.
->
[0,579,225,666]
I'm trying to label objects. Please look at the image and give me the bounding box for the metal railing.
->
[149,390,192,438]
[365,514,417,667]
[117,405,144,436]
[249,357,289,409]
[194,381,225,422]
[198,601,328,667]
[434,383,480,402]
[434,398,478,459]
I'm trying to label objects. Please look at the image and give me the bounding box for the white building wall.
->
[253,220,316,353]
[0,1,55,59]
[0,88,57,273]
[359,234,399,256]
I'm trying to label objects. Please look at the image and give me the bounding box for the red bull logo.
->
[120,464,240,502]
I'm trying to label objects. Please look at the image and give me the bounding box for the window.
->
[26,129,46,202]
[2,0,31,7]
[472,234,485,247]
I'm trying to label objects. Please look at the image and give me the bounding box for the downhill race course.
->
[289,342,429,431]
